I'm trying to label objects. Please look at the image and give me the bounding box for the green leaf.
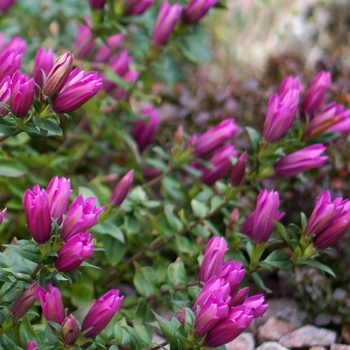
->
[152,312,181,342]
[134,264,156,297]
[251,272,272,293]
[0,117,19,136]
[297,258,335,277]
[0,166,24,178]
[167,260,186,286]
[164,204,183,232]
[19,316,39,346]
[245,126,261,153]
[300,212,307,231]
[271,219,290,244]
[93,221,125,242]
[263,250,292,271]
[131,320,151,347]
[191,199,209,218]
[32,117,62,136]
[100,234,127,265]
[2,240,43,263]
[175,235,195,256]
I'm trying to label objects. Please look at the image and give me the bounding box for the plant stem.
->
[0,134,9,143]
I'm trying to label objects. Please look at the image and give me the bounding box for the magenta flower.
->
[305,191,350,250]
[55,233,95,272]
[22,185,51,244]
[0,0,16,12]
[301,71,331,119]
[60,195,103,242]
[151,1,182,46]
[229,151,247,187]
[132,107,161,152]
[46,176,72,225]
[243,295,268,317]
[42,51,73,99]
[5,36,26,54]
[0,49,23,83]
[125,0,155,15]
[61,315,80,345]
[11,281,38,320]
[183,0,218,23]
[218,261,245,295]
[0,76,11,116]
[199,236,228,283]
[74,16,95,60]
[263,81,301,142]
[26,341,38,350]
[36,284,65,327]
[274,144,328,178]
[52,67,102,114]
[200,145,238,186]
[241,189,284,244]
[109,170,134,206]
[279,76,302,98]
[192,119,238,157]
[90,0,106,9]
[94,34,123,63]
[81,290,124,338]
[304,102,350,139]
[10,71,35,118]
[0,207,6,224]
[32,48,55,89]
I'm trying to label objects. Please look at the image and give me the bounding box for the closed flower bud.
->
[274,144,328,178]
[243,294,268,317]
[74,17,95,60]
[0,207,6,224]
[5,36,26,54]
[241,189,284,244]
[305,191,350,250]
[301,71,331,119]
[61,315,80,345]
[52,68,102,114]
[26,341,38,350]
[60,195,103,242]
[0,76,11,116]
[11,281,38,320]
[55,233,95,272]
[200,145,238,186]
[36,284,65,327]
[46,176,72,224]
[229,151,247,186]
[125,0,155,15]
[0,49,23,82]
[32,48,55,89]
[109,170,134,206]
[218,261,245,294]
[94,34,123,63]
[183,0,218,24]
[42,51,73,99]
[199,236,228,283]
[192,119,238,157]
[90,0,106,9]
[81,290,124,338]
[22,185,51,244]
[132,108,161,152]
[0,0,16,13]
[10,71,35,118]
[151,1,182,46]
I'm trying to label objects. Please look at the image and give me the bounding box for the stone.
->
[257,317,296,344]
[331,345,350,350]
[279,324,337,348]
[226,332,255,350]
[309,347,327,350]
[255,341,290,350]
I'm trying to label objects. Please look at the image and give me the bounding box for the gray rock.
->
[331,345,350,350]
[309,347,327,350]
[256,341,290,350]
[226,332,255,350]
[279,324,337,348]
[257,317,296,344]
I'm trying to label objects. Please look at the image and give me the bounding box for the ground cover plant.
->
[0,0,350,349]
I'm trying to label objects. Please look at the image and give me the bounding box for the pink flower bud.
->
[5,36,26,54]
[132,108,161,152]
[94,34,123,63]
[42,51,74,99]
[10,71,35,118]
[90,0,106,9]
[22,185,51,244]
[0,0,16,13]
[11,281,38,320]
[0,76,11,116]
[26,341,38,350]
[305,191,350,250]
[52,68,102,114]
[125,0,155,15]
[218,261,245,294]
[0,49,23,82]
[274,144,328,178]
[36,284,65,327]
[200,145,238,186]
[192,119,238,157]
[151,1,182,46]
[61,315,80,345]
[301,71,331,119]
[183,0,218,24]
[60,195,103,242]
[32,48,55,89]
[229,151,247,186]
[55,233,95,272]
[0,207,6,224]
[109,170,134,206]
[46,176,72,225]
[81,290,124,338]
[74,17,95,60]
[241,189,284,244]
[199,236,228,283]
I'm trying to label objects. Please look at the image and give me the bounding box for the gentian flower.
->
[183,0,218,23]
[125,0,155,15]
[61,315,80,345]
[32,48,55,89]
[74,16,95,60]
[0,76,11,116]
[109,170,134,206]
[11,281,38,320]
[94,34,123,63]
[229,151,247,187]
